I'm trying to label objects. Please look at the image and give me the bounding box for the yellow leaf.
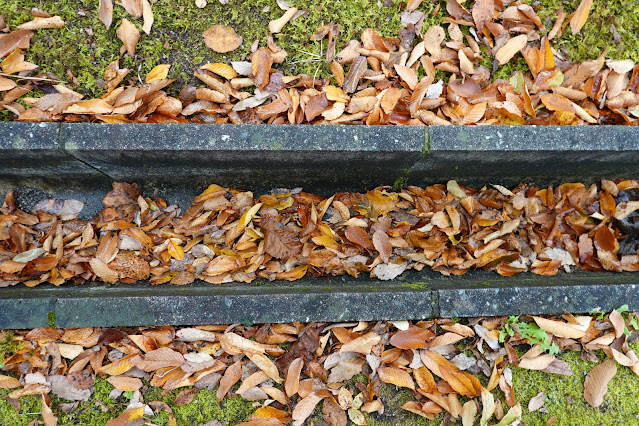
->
[200,63,239,80]
[167,240,184,261]
[237,203,262,231]
[146,64,170,83]
[570,0,593,34]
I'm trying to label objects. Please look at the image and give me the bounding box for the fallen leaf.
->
[584,359,617,407]
[285,357,303,397]
[378,366,415,390]
[98,0,113,29]
[495,34,528,65]
[203,25,242,53]
[17,16,64,30]
[528,391,545,412]
[292,393,323,426]
[116,19,140,57]
[252,48,273,90]
[217,360,242,401]
[472,0,494,32]
[570,0,593,34]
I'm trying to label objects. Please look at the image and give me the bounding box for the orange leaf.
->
[252,48,273,90]
[116,18,140,57]
[389,326,434,349]
[218,360,242,401]
[378,366,415,390]
[372,230,392,264]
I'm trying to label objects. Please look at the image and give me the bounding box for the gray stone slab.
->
[59,124,426,208]
[1,277,434,328]
[410,125,639,187]
[434,270,639,317]
[0,122,112,217]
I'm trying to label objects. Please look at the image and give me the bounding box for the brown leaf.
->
[584,359,617,407]
[218,360,242,401]
[98,0,113,29]
[42,395,58,426]
[394,64,418,90]
[261,217,303,260]
[378,366,415,390]
[389,326,434,349]
[17,16,64,30]
[285,358,303,397]
[141,0,153,35]
[323,398,348,426]
[372,230,392,263]
[89,258,119,284]
[116,19,140,57]
[0,375,22,389]
[343,56,367,94]
[609,309,625,338]
[414,366,436,392]
[121,0,143,17]
[340,332,381,355]
[252,48,273,90]
[133,347,185,371]
[0,30,33,59]
[246,352,282,383]
[345,226,373,249]
[570,0,593,34]
[532,316,586,339]
[175,388,198,406]
[105,407,145,426]
[203,25,243,53]
[472,0,494,32]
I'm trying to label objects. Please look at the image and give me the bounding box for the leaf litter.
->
[3,179,639,288]
[1,307,638,424]
[1,0,638,124]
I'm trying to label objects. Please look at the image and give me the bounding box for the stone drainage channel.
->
[1,123,638,328]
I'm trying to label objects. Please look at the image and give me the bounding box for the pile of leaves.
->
[2,179,639,288]
[1,308,638,425]
[2,0,639,124]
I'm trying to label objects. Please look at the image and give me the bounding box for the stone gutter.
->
[1,123,638,327]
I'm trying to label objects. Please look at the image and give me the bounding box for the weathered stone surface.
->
[59,124,426,209]
[434,270,639,317]
[2,277,435,328]
[0,122,111,216]
[410,125,639,187]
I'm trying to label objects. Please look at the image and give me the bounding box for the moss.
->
[0,390,41,426]
[145,385,255,426]
[512,349,639,426]
[52,377,128,426]
[47,311,58,329]
[0,331,22,367]
[530,0,639,64]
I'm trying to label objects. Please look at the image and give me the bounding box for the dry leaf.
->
[106,376,143,392]
[142,0,153,35]
[377,366,415,390]
[293,393,323,426]
[218,360,242,401]
[203,25,242,53]
[532,316,586,339]
[116,19,140,57]
[570,0,593,34]
[584,359,617,407]
[17,16,64,30]
[340,332,381,355]
[146,64,170,83]
[472,0,494,33]
[285,357,303,397]
[98,0,113,29]
[252,48,273,90]
[495,34,528,65]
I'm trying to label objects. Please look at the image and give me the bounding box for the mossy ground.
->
[1,344,639,424]
[0,0,637,98]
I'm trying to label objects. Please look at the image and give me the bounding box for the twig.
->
[0,72,67,84]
